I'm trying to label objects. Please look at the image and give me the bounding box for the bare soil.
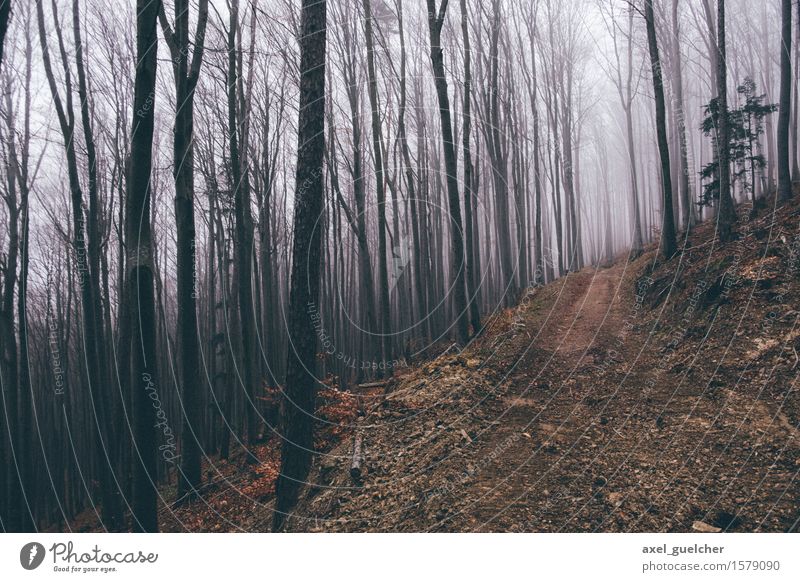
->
[281,198,800,533]
[73,198,800,533]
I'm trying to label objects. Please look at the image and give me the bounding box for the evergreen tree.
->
[700,78,776,209]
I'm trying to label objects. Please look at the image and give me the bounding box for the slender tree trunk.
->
[16,156,33,531]
[644,0,677,258]
[460,0,480,335]
[159,0,208,500]
[793,2,800,183]
[672,0,693,230]
[715,0,737,238]
[342,17,379,372]
[426,0,469,345]
[362,0,392,369]
[227,0,259,448]
[486,1,514,300]
[71,0,122,529]
[779,0,793,200]
[0,0,10,66]
[395,0,427,343]
[1,118,21,532]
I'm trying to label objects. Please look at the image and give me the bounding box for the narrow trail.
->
[443,263,633,532]
[432,259,796,533]
[282,215,799,533]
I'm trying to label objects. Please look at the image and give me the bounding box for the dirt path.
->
[430,260,797,532]
[436,264,631,532]
[284,242,798,533]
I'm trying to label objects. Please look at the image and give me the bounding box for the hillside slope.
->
[278,196,800,533]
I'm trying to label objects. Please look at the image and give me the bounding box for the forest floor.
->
[71,195,800,532]
[279,195,800,533]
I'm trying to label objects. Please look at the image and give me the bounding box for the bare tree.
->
[671,0,694,230]
[0,0,10,66]
[126,0,161,532]
[362,0,392,369]
[778,0,792,200]
[644,0,677,258]
[158,0,209,501]
[273,0,327,531]
[36,0,121,529]
[460,0,480,334]
[426,0,469,345]
[715,0,736,239]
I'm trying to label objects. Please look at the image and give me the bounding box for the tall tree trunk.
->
[158,0,209,500]
[644,0,677,258]
[486,0,514,300]
[460,0,480,335]
[793,3,800,183]
[362,0,392,369]
[0,0,10,66]
[426,0,469,345]
[715,0,737,237]
[625,7,644,255]
[672,0,693,230]
[16,150,33,531]
[273,0,327,531]
[395,0,427,343]
[338,12,378,375]
[778,0,793,200]
[227,0,258,448]
[1,112,21,531]
[126,0,161,532]
[520,6,543,282]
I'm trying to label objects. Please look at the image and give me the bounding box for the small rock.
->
[692,520,722,533]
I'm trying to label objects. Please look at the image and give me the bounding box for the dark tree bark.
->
[15,123,32,532]
[793,3,800,184]
[126,0,161,532]
[460,0,480,335]
[519,3,543,282]
[485,0,514,299]
[394,0,428,342]
[426,0,469,345]
[715,0,737,237]
[336,8,378,371]
[0,0,10,66]
[362,0,392,370]
[778,0,793,200]
[227,0,259,449]
[158,0,209,501]
[326,98,374,373]
[1,91,21,533]
[273,0,327,531]
[644,0,677,258]
[624,6,644,255]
